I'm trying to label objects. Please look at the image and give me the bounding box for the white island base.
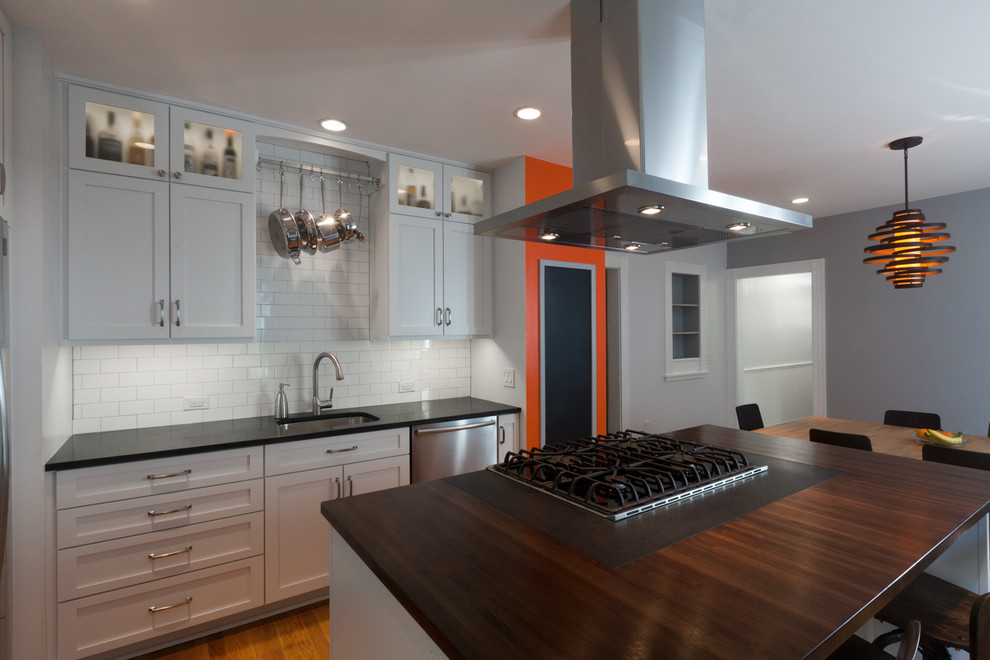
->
[330,528,449,659]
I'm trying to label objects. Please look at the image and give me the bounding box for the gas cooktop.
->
[488,430,768,521]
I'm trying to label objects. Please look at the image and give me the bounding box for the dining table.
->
[758,416,990,594]
[757,416,990,459]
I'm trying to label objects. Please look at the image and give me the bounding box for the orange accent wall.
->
[524,156,572,204]
[525,244,607,449]
[521,157,605,449]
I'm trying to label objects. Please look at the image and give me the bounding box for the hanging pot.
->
[314,174,342,252]
[267,166,302,264]
[336,177,364,243]
[293,168,320,254]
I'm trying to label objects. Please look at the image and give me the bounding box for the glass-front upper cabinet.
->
[68,85,255,193]
[388,154,491,224]
[169,107,254,193]
[68,85,169,180]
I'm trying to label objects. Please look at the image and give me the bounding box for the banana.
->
[925,429,965,445]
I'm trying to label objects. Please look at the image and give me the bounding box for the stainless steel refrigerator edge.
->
[411,416,498,483]
[0,219,10,659]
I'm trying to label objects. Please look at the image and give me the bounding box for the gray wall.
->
[728,186,990,435]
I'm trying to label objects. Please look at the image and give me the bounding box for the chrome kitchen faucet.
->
[312,352,344,415]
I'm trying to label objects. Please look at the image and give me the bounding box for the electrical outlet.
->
[503,368,515,388]
[399,382,414,392]
[183,397,208,410]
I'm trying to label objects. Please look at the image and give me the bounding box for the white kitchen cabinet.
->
[383,214,492,338]
[66,170,255,340]
[54,447,265,660]
[497,413,520,463]
[68,85,255,193]
[388,153,491,224]
[264,428,410,603]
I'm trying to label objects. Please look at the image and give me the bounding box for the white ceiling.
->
[6,0,990,220]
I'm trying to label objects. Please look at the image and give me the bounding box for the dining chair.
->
[735,403,764,431]
[873,447,990,658]
[827,619,921,660]
[809,428,873,452]
[884,409,941,430]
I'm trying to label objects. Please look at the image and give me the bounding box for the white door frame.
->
[726,259,826,424]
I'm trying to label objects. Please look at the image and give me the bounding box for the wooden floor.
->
[133,601,329,660]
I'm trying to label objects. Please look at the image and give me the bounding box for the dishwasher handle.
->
[413,420,497,436]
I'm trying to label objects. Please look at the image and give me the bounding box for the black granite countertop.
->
[46,397,521,471]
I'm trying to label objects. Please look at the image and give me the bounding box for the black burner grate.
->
[489,431,768,520]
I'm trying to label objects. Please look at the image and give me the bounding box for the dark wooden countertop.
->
[46,397,520,470]
[321,425,990,659]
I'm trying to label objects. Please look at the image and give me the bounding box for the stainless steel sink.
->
[277,412,379,433]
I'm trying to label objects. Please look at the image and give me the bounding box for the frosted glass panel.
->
[396,166,435,210]
[449,174,484,216]
[85,101,155,166]
[183,121,243,180]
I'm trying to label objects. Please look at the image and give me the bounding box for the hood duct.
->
[474,0,812,254]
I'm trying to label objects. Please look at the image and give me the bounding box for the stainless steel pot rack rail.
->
[256,156,380,189]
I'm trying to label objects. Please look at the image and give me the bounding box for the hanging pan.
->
[267,165,302,264]
[314,174,342,252]
[293,167,320,254]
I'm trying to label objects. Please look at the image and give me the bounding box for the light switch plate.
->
[503,368,515,388]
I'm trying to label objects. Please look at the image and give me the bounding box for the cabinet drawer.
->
[57,479,263,549]
[56,446,264,509]
[58,511,263,601]
[56,556,263,660]
[264,427,409,476]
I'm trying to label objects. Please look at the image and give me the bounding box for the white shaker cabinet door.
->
[67,170,170,340]
[442,221,492,337]
[264,465,342,603]
[168,186,255,339]
[388,215,444,337]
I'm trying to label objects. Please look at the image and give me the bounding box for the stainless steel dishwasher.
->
[411,416,498,482]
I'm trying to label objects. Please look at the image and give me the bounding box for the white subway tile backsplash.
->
[71,142,474,434]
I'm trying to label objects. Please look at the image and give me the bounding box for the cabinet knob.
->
[444,212,451,218]
[172,171,182,180]
[435,211,442,217]
[157,169,167,178]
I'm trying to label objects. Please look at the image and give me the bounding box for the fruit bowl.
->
[913,431,970,447]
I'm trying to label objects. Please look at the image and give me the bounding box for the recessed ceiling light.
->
[319,118,347,132]
[638,205,664,215]
[791,197,810,204]
[539,231,559,241]
[513,106,542,121]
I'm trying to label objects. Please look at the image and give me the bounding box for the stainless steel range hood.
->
[474,0,812,254]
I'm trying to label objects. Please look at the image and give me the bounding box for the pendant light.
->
[863,136,955,289]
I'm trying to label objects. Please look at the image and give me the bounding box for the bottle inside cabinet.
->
[184,121,196,173]
[201,128,219,176]
[222,129,237,179]
[396,165,434,210]
[126,112,149,165]
[96,110,122,162]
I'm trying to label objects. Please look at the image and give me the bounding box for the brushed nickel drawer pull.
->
[147,504,192,517]
[174,299,181,327]
[348,475,354,497]
[335,477,341,499]
[158,299,165,327]
[148,545,193,560]
[326,445,358,454]
[146,469,192,480]
[148,596,192,613]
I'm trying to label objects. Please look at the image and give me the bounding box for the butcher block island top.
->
[321,425,990,659]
